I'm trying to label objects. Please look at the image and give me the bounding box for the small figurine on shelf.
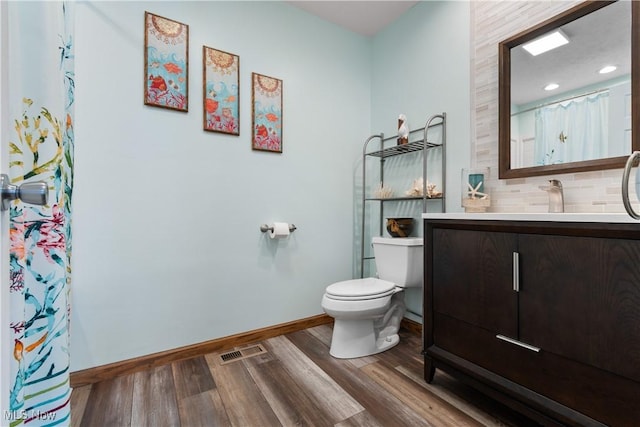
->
[398,114,409,145]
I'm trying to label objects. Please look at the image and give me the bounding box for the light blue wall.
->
[370,0,470,209]
[71,1,371,371]
[70,1,471,371]
[367,1,471,320]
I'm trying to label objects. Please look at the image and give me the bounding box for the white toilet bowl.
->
[321,237,423,359]
[321,278,406,358]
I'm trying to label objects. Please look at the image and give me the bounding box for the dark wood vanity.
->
[423,216,640,426]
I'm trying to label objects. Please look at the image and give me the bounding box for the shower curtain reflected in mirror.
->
[7,2,74,425]
[534,92,608,166]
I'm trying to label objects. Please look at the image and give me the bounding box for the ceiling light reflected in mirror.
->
[599,65,617,74]
[522,30,569,56]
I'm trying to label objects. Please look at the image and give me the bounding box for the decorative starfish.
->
[467,181,488,199]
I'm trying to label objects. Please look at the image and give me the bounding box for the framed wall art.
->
[252,72,283,153]
[203,46,239,135]
[144,12,189,112]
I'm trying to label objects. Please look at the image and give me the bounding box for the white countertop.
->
[422,212,640,223]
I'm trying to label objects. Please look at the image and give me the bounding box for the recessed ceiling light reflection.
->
[599,65,617,74]
[544,83,559,91]
[522,30,569,56]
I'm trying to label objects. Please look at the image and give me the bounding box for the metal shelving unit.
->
[360,113,446,278]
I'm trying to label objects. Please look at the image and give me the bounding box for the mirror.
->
[499,1,640,179]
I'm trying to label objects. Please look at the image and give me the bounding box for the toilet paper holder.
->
[260,223,297,233]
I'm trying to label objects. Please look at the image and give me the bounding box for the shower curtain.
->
[534,92,609,166]
[7,2,74,425]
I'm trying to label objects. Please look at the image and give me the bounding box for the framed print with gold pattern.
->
[203,46,239,135]
[144,12,189,111]
[251,72,282,153]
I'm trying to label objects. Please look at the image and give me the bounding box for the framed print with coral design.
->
[144,12,189,111]
[203,46,239,135]
[252,73,283,153]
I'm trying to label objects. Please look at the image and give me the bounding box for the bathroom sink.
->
[422,212,640,223]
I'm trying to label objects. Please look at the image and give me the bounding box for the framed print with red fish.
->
[144,12,189,112]
[252,72,283,153]
[203,46,239,135]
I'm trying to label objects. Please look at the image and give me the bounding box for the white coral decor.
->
[374,183,394,199]
[405,178,440,197]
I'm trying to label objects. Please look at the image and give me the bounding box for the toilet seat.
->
[325,278,397,301]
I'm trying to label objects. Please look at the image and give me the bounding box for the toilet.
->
[321,237,423,359]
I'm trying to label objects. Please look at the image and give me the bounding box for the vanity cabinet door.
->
[516,233,640,424]
[425,220,640,426]
[432,228,517,336]
[518,234,640,383]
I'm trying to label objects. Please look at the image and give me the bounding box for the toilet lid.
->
[325,278,397,300]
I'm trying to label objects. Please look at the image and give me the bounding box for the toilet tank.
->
[372,237,423,288]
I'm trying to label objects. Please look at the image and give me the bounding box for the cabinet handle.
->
[513,252,520,292]
[496,334,540,353]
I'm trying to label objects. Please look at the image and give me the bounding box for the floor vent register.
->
[219,344,267,364]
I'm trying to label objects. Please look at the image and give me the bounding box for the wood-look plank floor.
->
[71,325,540,427]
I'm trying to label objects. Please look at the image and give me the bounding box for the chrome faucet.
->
[539,179,564,213]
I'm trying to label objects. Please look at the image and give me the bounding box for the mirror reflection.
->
[511,1,630,169]
[499,0,638,179]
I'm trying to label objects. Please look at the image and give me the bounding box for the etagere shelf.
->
[359,113,446,278]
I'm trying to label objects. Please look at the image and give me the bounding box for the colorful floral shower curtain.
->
[7,2,74,425]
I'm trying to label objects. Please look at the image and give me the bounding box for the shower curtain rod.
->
[511,87,609,117]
